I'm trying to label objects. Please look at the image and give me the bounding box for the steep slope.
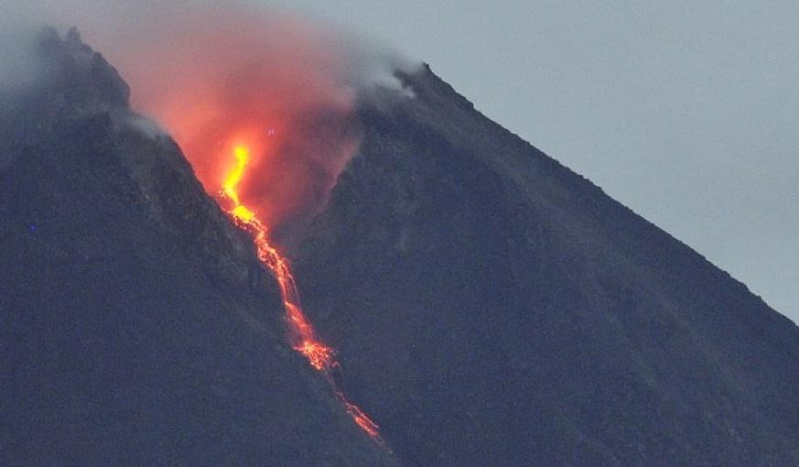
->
[295,66,799,465]
[0,29,395,465]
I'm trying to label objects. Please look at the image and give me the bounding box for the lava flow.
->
[219,144,382,442]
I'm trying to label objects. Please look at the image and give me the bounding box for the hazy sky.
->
[261,1,798,324]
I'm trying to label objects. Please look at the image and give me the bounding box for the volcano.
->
[0,29,393,465]
[292,68,799,463]
[2,28,798,466]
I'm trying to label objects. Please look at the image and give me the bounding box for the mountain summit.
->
[0,29,394,465]
[2,28,797,465]
[293,66,799,464]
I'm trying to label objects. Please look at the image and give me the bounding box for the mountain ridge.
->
[2,26,797,465]
[294,63,799,465]
[0,27,396,465]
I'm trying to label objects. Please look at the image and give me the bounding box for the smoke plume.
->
[125,7,363,233]
[4,1,418,237]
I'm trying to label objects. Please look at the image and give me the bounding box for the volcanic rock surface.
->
[0,29,395,465]
[294,66,799,465]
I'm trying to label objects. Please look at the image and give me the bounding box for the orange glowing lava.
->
[219,144,381,442]
[114,8,361,236]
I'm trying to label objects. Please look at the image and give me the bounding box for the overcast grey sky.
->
[262,1,798,324]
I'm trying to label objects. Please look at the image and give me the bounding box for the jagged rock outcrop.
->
[294,65,799,465]
[0,29,395,465]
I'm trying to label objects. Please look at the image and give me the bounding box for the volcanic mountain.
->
[292,68,799,463]
[2,28,798,466]
[0,29,394,465]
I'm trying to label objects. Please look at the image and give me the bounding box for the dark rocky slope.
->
[0,29,395,465]
[295,66,799,465]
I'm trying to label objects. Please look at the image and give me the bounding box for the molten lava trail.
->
[219,146,382,442]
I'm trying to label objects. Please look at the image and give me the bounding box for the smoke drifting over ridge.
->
[122,7,362,232]
[4,1,418,235]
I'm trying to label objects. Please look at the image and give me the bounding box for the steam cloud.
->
[3,1,419,237]
[117,7,362,233]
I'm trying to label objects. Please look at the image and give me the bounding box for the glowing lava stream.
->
[219,145,382,442]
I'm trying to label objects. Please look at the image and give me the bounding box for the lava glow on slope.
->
[114,7,361,238]
[219,144,381,442]
[100,5,381,443]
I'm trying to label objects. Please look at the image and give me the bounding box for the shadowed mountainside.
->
[0,28,395,465]
[294,65,799,465]
[3,26,797,466]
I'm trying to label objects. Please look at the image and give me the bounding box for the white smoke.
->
[0,0,422,100]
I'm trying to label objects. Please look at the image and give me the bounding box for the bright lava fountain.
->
[219,145,382,442]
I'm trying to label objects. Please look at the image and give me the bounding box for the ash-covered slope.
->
[295,66,799,465]
[0,29,395,465]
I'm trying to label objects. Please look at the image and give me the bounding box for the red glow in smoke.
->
[100,5,382,443]
[117,7,360,233]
